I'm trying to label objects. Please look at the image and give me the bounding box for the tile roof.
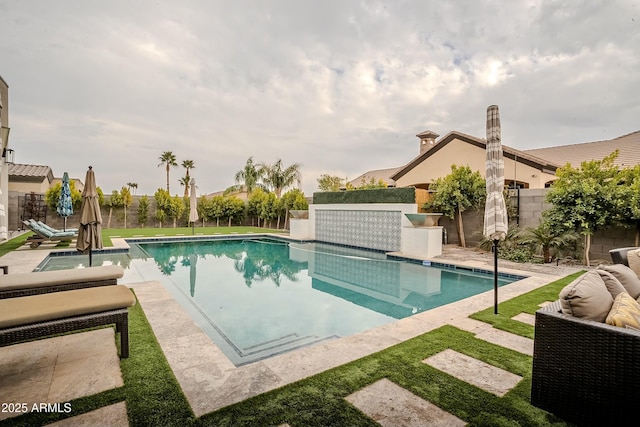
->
[348,166,404,187]
[9,163,53,179]
[524,130,640,169]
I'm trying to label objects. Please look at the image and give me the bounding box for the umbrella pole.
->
[493,239,499,314]
[89,248,93,267]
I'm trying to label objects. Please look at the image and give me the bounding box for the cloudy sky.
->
[1,0,638,197]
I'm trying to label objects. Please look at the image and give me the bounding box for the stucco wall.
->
[395,138,557,189]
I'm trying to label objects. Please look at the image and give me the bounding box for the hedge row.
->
[312,187,416,204]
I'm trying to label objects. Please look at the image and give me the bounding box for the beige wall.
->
[395,137,557,189]
[10,181,51,194]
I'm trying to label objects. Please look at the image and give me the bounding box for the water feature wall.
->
[307,203,418,252]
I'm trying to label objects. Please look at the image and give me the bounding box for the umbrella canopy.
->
[483,105,508,314]
[77,166,103,265]
[57,172,73,231]
[189,179,199,224]
[483,105,508,241]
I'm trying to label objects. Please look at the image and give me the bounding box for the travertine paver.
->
[474,328,534,355]
[45,402,129,427]
[424,349,522,397]
[345,378,466,427]
[0,329,123,421]
[511,312,536,326]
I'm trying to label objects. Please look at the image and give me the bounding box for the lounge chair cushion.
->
[596,269,627,299]
[598,264,640,299]
[0,265,124,291]
[559,270,614,322]
[628,249,640,280]
[605,292,640,330]
[0,285,136,329]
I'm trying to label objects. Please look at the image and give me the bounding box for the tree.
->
[158,151,178,194]
[120,186,133,229]
[618,164,640,246]
[224,197,245,226]
[281,188,308,229]
[544,151,623,266]
[106,190,123,228]
[317,174,343,192]
[424,165,486,248]
[178,176,191,197]
[248,189,268,227]
[45,180,83,211]
[181,160,195,197]
[260,159,302,198]
[154,188,171,228]
[167,195,186,228]
[126,182,138,195]
[517,221,579,263]
[137,195,149,227]
[228,157,265,196]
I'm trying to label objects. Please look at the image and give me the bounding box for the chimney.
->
[416,130,439,154]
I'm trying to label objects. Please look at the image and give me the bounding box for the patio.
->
[0,241,583,426]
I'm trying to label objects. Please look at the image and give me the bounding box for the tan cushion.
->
[0,265,124,291]
[0,285,136,329]
[596,269,627,299]
[628,249,640,279]
[598,263,640,299]
[605,292,640,330]
[559,270,613,322]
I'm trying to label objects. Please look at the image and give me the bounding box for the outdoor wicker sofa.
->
[531,265,640,426]
[0,265,125,299]
[0,285,136,358]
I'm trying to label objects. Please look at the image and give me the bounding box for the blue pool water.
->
[37,237,523,365]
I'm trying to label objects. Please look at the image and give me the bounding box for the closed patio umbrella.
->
[77,166,103,266]
[188,178,198,235]
[57,172,73,231]
[483,105,508,314]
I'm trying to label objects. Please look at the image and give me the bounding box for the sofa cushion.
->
[598,263,640,299]
[559,270,614,322]
[596,270,626,299]
[627,248,640,280]
[605,292,640,330]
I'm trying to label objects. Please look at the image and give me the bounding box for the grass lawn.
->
[1,262,583,426]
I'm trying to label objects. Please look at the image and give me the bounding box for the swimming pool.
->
[37,237,524,365]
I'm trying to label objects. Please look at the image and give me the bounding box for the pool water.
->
[38,237,521,365]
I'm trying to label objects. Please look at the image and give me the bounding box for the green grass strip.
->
[120,292,195,427]
[470,270,585,338]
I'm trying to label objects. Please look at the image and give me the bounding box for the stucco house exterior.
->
[351,129,640,191]
[0,74,10,240]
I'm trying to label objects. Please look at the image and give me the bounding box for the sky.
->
[0,0,638,197]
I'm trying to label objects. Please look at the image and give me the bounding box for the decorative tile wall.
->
[315,209,402,251]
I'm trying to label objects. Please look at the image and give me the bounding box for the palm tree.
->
[517,221,579,263]
[158,151,178,194]
[182,160,195,197]
[126,182,138,195]
[178,176,191,197]
[231,157,264,196]
[260,159,302,198]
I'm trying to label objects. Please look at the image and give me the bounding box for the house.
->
[9,163,55,194]
[352,130,560,191]
[352,129,640,192]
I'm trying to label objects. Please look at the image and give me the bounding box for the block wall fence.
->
[8,189,637,262]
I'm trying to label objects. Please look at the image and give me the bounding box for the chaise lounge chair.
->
[37,220,78,234]
[0,265,125,299]
[0,285,136,358]
[23,219,77,248]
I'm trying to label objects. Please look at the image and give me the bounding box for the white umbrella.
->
[483,105,508,314]
[188,178,198,235]
[77,166,103,266]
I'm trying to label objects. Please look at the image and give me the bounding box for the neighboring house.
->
[9,163,55,194]
[50,176,85,193]
[524,130,640,169]
[204,187,249,201]
[353,129,640,192]
[0,74,10,240]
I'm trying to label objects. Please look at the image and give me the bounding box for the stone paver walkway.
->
[346,378,466,427]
